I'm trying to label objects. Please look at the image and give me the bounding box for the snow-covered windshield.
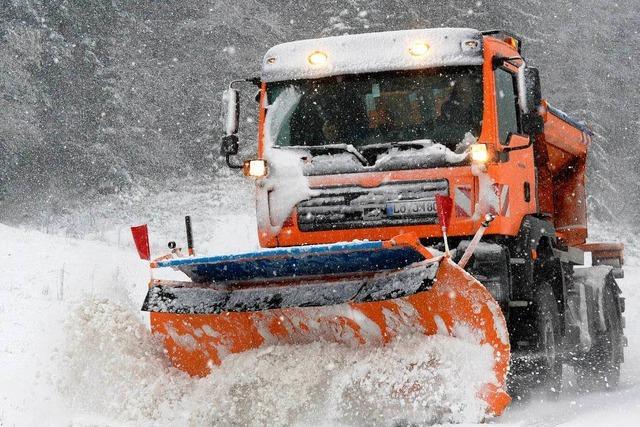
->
[266,66,483,155]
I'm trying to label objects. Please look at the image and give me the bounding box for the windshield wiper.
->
[286,143,369,166]
[359,140,433,151]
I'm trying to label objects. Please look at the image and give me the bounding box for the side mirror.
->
[218,78,260,169]
[222,88,240,136]
[220,88,243,167]
[522,67,541,113]
[519,67,544,135]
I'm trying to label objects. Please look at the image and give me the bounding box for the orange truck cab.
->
[220,27,626,394]
[225,29,592,249]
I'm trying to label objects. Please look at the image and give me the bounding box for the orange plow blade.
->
[146,240,510,415]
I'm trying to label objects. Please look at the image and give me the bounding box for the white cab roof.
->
[261,27,483,83]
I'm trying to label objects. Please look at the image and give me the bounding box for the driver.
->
[320,93,368,144]
[433,77,480,148]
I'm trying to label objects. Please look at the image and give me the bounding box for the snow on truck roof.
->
[261,28,484,83]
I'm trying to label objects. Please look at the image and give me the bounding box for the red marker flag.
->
[131,224,151,260]
[435,195,453,229]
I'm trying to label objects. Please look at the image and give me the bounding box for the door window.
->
[495,68,519,144]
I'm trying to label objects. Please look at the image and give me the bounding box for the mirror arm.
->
[492,55,521,70]
[501,135,534,152]
[229,77,261,89]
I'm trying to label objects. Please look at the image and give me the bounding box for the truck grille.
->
[297,180,449,231]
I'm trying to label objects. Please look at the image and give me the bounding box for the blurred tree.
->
[1,0,639,226]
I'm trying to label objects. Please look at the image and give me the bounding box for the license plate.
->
[386,199,437,217]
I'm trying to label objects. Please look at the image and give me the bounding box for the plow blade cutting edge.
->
[143,233,511,415]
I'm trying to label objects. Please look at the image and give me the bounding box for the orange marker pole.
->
[435,195,453,256]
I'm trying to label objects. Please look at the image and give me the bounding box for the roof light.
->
[243,159,268,178]
[470,144,489,163]
[307,51,328,66]
[408,41,430,57]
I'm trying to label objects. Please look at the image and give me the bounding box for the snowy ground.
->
[1,175,639,426]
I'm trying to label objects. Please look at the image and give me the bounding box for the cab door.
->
[484,62,538,232]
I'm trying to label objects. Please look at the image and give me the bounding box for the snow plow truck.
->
[134,28,626,416]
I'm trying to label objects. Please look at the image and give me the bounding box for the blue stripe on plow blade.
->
[154,240,426,284]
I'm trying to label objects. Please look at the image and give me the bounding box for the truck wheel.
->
[509,282,563,399]
[531,282,563,395]
[575,283,623,391]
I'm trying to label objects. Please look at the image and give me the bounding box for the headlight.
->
[470,144,489,163]
[243,159,268,178]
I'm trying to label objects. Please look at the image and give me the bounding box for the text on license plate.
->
[385,199,437,217]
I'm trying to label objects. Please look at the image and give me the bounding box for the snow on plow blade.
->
[143,234,511,415]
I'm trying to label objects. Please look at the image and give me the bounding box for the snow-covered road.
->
[0,223,497,425]
[1,178,639,426]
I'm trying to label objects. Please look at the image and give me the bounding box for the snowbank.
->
[0,223,151,425]
[60,298,495,426]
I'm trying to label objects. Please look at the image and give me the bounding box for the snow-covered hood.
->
[261,27,483,82]
[300,140,470,175]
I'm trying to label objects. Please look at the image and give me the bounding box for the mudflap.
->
[143,236,511,415]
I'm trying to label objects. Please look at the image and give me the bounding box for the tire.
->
[509,282,563,399]
[575,282,623,391]
[531,282,564,395]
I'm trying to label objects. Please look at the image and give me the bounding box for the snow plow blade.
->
[143,233,511,415]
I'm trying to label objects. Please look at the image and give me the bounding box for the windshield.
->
[266,66,483,152]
